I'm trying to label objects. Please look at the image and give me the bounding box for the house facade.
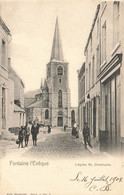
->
[0,17,26,138]
[78,1,124,154]
[98,2,123,153]
[78,62,85,131]
[8,59,26,129]
[0,17,11,136]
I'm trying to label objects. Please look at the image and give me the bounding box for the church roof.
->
[26,100,42,108]
[50,17,64,61]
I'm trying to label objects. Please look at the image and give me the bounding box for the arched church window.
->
[71,110,75,126]
[57,66,63,75]
[45,109,49,119]
[58,90,62,108]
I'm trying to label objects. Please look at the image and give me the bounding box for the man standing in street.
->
[83,122,92,149]
[31,121,39,146]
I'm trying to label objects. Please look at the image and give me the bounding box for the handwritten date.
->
[70,172,123,192]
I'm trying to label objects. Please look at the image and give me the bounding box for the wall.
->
[0,18,10,135]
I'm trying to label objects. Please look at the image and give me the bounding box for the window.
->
[102,21,106,63]
[1,40,6,66]
[57,66,63,75]
[113,1,120,47]
[2,88,6,129]
[45,109,49,119]
[59,79,61,83]
[97,18,99,38]
[71,110,75,125]
[58,90,62,108]
[96,45,100,75]
[80,76,85,98]
[89,63,91,89]
[92,56,95,85]
[86,68,88,92]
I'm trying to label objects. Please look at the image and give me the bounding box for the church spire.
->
[50,17,64,61]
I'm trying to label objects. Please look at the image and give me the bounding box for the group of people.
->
[18,120,52,148]
[18,119,92,150]
[18,120,39,148]
[72,121,92,149]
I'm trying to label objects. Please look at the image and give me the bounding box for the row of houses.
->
[0,17,26,138]
[78,2,124,154]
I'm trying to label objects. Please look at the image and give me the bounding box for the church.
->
[25,18,78,127]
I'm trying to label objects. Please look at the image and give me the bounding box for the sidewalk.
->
[78,130,109,157]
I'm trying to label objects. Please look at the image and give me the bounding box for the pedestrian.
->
[83,123,92,149]
[31,121,39,146]
[75,124,79,138]
[18,126,26,148]
[72,123,74,136]
[64,124,67,132]
[73,121,77,137]
[24,121,32,147]
[48,124,51,134]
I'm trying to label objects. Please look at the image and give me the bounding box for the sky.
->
[0,0,99,107]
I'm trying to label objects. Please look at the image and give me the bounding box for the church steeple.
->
[50,17,64,61]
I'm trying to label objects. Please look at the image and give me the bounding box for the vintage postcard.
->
[0,0,124,195]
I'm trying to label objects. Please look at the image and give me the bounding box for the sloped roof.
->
[24,89,40,98]
[14,104,25,113]
[26,100,42,108]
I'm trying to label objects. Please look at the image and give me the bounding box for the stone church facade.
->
[25,18,78,127]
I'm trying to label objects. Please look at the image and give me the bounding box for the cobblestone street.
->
[0,127,106,159]
[23,129,91,159]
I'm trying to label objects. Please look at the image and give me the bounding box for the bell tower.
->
[46,17,71,127]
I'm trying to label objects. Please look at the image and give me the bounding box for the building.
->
[0,17,11,136]
[25,17,78,127]
[98,2,123,154]
[8,59,26,129]
[78,1,124,154]
[0,17,26,138]
[78,62,85,131]
[79,5,101,149]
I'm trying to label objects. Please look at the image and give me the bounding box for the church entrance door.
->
[58,117,63,126]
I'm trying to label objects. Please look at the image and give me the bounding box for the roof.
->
[26,100,42,108]
[78,62,85,78]
[50,17,64,61]
[9,63,25,88]
[84,4,100,55]
[0,17,11,35]
[14,104,25,113]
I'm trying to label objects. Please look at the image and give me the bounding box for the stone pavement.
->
[0,127,108,159]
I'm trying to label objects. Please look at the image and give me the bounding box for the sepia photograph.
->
[0,0,124,194]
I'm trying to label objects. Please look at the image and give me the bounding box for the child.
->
[18,126,25,148]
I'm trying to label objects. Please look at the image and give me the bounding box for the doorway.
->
[58,117,63,126]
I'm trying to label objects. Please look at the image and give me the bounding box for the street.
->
[0,127,106,159]
[23,128,91,159]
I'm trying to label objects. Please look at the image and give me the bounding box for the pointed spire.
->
[44,79,47,88]
[43,79,48,92]
[40,78,43,89]
[50,17,64,61]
